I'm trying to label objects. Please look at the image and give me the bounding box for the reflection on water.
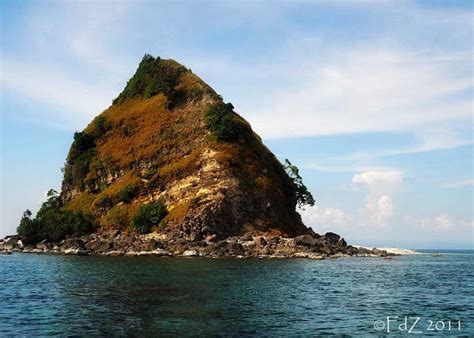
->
[1,253,473,335]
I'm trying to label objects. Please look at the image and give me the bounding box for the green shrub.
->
[130,201,167,234]
[204,102,248,141]
[90,115,111,139]
[118,184,139,204]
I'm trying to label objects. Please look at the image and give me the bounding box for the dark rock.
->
[102,229,121,239]
[227,241,244,256]
[324,232,340,244]
[95,241,112,253]
[36,239,50,251]
[149,239,164,249]
[338,237,347,247]
[189,231,202,242]
[254,236,267,248]
[241,232,254,241]
[294,234,318,247]
[62,238,86,250]
[175,238,188,245]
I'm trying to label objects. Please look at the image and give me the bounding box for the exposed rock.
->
[338,237,347,247]
[3,232,395,259]
[294,234,319,247]
[182,249,199,257]
[324,232,340,244]
[241,232,254,242]
[254,236,267,248]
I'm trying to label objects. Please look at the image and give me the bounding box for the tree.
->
[17,209,37,238]
[16,188,95,242]
[283,159,315,209]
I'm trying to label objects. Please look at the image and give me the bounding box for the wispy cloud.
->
[249,47,472,139]
[441,179,474,189]
[1,59,115,127]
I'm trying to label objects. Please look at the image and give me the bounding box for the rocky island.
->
[1,55,392,259]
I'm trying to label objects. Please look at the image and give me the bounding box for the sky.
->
[0,0,472,249]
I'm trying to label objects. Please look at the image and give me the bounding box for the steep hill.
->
[59,55,312,240]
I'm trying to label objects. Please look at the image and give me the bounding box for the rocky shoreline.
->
[0,230,394,259]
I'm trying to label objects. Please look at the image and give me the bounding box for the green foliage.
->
[17,210,36,238]
[204,102,248,142]
[63,116,111,191]
[130,201,167,234]
[117,184,139,204]
[283,159,315,209]
[90,115,111,139]
[17,189,95,242]
[63,131,97,190]
[113,54,186,105]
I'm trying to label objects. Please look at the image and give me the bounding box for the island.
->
[1,55,392,259]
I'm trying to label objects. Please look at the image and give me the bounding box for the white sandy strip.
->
[353,245,419,255]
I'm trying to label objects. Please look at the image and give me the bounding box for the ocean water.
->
[1,251,473,336]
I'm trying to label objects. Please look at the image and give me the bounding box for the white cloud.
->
[300,205,349,233]
[441,179,474,189]
[359,195,394,226]
[351,170,402,226]
[352,170,403,194]
[249,48,472,139]
[333,127,473,161]
[407,213,474,232]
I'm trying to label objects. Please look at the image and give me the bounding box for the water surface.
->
[1,252,473,335]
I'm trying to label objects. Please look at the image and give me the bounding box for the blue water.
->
[1,252,473,336]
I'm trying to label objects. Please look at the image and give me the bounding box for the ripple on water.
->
[0,253,473,335]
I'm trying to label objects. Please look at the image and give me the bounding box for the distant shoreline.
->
[353,245,418,255]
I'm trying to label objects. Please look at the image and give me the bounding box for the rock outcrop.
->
[1,231,394,258]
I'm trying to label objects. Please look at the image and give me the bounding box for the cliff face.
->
[61,55,310,239]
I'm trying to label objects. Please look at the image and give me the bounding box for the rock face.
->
[61,55,309,239]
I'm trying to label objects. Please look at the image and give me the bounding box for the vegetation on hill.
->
[130,201,168,234]
[113,54,187,106]
[283,159,315,209]
[17,190,95,242]
[204,102,250,141]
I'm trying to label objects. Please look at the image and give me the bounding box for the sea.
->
[1,250,473,336]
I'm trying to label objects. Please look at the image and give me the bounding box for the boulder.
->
[324,232,340,244]
[241,232,254,242]
[227,241,244,256]
[182,249,199,257]
[254,236,267,248]
[338,237,347,247]
[294,234,319,247]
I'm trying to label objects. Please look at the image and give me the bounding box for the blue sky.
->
[1,0,472,248]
